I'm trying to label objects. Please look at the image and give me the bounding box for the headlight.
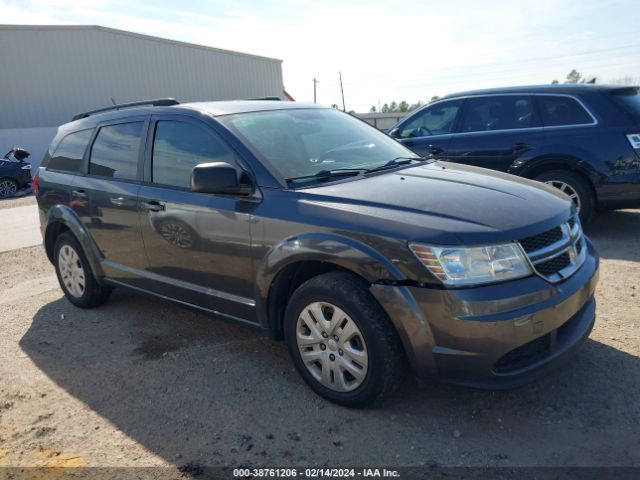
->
[409,242,532,286]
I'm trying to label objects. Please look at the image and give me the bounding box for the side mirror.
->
[388,128,401,138]
[191,162,253,195]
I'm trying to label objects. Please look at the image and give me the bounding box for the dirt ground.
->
[0,196,638,475]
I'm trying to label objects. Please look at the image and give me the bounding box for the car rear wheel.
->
[535,170,594,223]
[284,272,406,407]
[54,232,112,308]
[0,178,18,198]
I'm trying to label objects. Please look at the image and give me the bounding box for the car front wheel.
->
[284,272,406,407]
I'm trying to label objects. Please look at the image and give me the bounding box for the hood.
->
[297,161,573,245]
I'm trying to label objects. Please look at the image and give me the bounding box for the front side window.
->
[398,100,462,138]
[537,96,594,126]
[459,95,539,132]
[89,122,144,180]
[48,129,93,172]
[220,108,418,183]
[152,121,237,189]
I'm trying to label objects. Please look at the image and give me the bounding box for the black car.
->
[0,147,32,197]
[36,99,598,407]
[389,84,640,222]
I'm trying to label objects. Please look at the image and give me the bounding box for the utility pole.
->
[339,71,346,112]
[312,77,319,103]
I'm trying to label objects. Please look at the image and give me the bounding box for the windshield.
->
[609,87,640,121]
[219,108,420,184]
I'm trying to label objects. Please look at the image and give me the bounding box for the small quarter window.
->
[48,129,93,173]
[537,96,594,126]
[89,122,144,180]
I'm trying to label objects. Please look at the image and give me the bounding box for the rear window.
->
[537,96,594,126]
[458,95,539,132]
[89,122,144,180]
[48,129,93,173]
[608,87,640,120]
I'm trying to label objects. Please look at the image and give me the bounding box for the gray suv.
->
[36,99,599,407]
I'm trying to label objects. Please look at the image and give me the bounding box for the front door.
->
[71,118,150,288]
[446,95,543,172]
[391,99,463,158]
[138,116,256,322]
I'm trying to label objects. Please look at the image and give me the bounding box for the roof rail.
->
[247,96,281,101]
[71,98,179,121]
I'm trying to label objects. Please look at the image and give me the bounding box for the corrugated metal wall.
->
[0,25,284,129]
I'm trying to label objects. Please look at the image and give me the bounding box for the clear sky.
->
[2,0,640,111]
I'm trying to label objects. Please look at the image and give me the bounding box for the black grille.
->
[519,227,563,253]
[494,333,551,372]
[536,252,571,276]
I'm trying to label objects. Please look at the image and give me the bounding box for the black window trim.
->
[400,93,598,139]
[84,116,150,183]
[142,114,252,193]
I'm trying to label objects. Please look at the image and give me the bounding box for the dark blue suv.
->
[389,84,640,222]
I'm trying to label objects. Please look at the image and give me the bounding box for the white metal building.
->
[0,25,285,168]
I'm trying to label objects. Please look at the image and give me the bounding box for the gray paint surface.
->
[0,25,284,130]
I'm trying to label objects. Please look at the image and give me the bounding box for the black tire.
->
[53,232,112,308]
[535,170,594,224]
[284,272,406,408]
[0,178,18,198]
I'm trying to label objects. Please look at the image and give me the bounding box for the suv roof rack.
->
[247,96,281,101]
[71,98,179,121]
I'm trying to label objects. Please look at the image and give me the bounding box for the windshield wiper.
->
[364,157,427,174]
[286,168,366,183]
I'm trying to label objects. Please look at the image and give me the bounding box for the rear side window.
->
[537,96,594,126]
[152,121,237,189]
[458,95,539,132]
[48,129,92,172]
[89,122,144,180]
[399,99,462,138]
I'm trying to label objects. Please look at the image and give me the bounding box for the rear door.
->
[137,115,256,322]
[391,99,463,158]
[446,95,543,171]
[71,117,150,288]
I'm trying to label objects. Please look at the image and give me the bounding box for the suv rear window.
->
[608,87,640,121]
[537,96,594,126]
[89,122,144,180]
[48,129,93,172]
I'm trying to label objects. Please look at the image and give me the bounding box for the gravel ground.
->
[0,207,638,475]
[0,192,35,210]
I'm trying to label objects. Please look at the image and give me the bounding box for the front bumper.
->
[371,239,599,388]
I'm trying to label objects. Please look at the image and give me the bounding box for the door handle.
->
[110,197,126,207]
[71,189,87,198]
[142,200,165,212]
[512,142,531,152]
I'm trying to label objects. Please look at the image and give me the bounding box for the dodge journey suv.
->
[389,84,640,223]
[36,99,599,407]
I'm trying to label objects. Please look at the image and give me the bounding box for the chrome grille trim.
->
[519,215,586,283]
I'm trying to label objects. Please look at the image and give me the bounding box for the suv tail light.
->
[32,175,39,195]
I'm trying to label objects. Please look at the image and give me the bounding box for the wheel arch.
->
[255,233,407,340]
[44,205,106,280]
[515,155,599,201]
